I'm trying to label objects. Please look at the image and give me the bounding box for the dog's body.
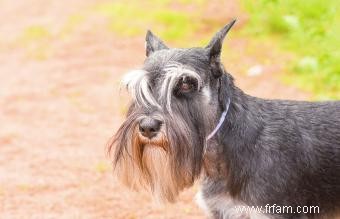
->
[111,21,340,219]
[197,93,340,219]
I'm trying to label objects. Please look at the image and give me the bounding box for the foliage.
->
[242,0,340,99]
[94,0,205,45]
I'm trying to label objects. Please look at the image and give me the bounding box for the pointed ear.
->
[145,30,168,57]
[206,20,236,59]
[206,20,236,77]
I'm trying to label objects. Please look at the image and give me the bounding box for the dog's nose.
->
[139,118,162,139]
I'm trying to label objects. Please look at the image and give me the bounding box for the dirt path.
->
[0,1,308,219]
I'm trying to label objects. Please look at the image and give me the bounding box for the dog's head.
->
[110,20,236,202]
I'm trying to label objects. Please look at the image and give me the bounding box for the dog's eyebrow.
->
[122,69,160,108]
[159,63,202,113]
[121,69,146,87]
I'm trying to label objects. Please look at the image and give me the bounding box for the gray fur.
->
[111,20,340,219]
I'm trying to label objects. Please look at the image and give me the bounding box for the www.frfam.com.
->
[234,204,320,214]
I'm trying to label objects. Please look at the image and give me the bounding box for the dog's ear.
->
[206,20,236,77]
[145,30,168,57]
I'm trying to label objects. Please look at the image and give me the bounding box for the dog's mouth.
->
[137,131,168,151]
[141,141,168,152]
[143,143,166,152]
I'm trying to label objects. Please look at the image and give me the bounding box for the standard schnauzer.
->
[110,20,340,219]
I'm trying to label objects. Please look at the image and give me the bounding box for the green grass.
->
[93,0,207,45]
[241,0,340,99]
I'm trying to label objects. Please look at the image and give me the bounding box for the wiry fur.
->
[111,100,210,201]
[110,21,340,218]
[122,69,160,108]
[160,62,203,113]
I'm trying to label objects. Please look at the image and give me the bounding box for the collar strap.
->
[206,98,231,141]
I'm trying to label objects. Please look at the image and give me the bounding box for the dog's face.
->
[110,20,236,202]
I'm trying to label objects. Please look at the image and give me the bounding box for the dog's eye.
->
[175,77,197,96]
[180,82,193,92]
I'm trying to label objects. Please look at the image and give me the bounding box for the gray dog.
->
[110,20,340,219]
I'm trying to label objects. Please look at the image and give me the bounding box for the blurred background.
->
[0,0,339,218]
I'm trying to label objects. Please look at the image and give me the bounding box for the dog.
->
[109,20,340,219]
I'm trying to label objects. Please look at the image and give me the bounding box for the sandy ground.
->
[0,1,309,218]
